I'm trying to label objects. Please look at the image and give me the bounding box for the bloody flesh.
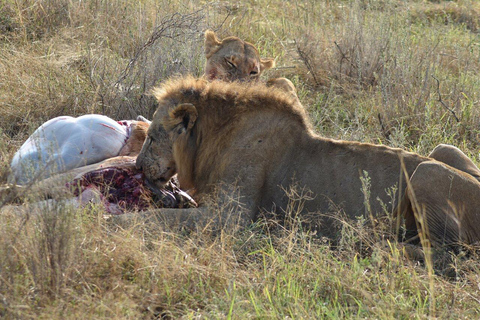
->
[67,167,196,214]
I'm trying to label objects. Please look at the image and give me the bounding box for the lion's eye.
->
[226,59,236,69]
[250,70,258,75]
[146,136,155,144]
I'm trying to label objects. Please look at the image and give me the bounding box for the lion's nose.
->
[249,67,259,77]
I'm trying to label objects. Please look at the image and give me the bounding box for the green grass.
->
[2,0,480,318]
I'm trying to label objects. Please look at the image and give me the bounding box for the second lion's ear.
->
[205,30,222,58]
[170,103,198,134]
[260,58,275,72]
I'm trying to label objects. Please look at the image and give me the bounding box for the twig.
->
[214,5,248,36]
[377,113,391,140]
[334,40,348,77]
[115,9,205,86]
[295,39,320,86]
[215,11,233,33]
[432,75,460,123]
[273,66,297,70]
[334,40,360,73]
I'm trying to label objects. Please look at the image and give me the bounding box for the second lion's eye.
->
[250,70,258,75]
[226,59,236,69]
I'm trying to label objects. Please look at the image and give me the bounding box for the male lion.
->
[204,30,275,82]
[135,77,480,248]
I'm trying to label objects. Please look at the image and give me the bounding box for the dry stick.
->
[115,9,205,86]
[273,66,297,70]
[377,113,391,140]
[334,41,345,82]
[334,40,351,72]
[214,6,248,36]
[432,75,460,123]
[334,40,363,74]
[214,11,233,34]
[295,40,320,86]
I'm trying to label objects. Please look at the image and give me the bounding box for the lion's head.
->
[204,30,275,82]
[136,102,197,190]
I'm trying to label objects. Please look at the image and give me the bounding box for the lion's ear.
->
[205,30,222,58]
[170,103,198,134]
[260,58,275,72]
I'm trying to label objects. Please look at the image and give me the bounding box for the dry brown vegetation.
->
[2,0,480,318]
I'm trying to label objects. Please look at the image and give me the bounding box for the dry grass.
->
[2,0,480,318]
[2,202,480,318]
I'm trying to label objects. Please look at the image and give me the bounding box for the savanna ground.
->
[1,0,480,318]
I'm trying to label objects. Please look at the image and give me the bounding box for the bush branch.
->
[432,75,460,123]
[115,9,205,86]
